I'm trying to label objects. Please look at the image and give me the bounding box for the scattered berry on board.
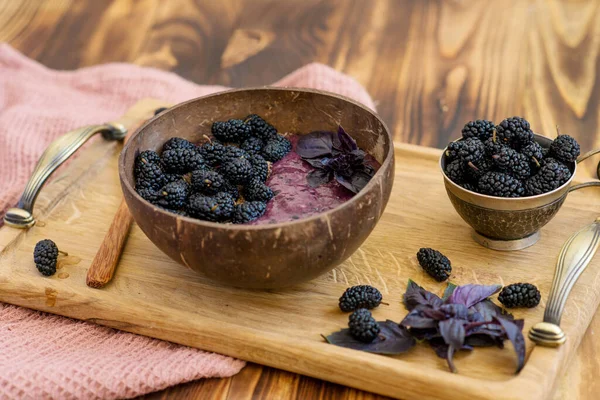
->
[444,116,579,198]
[133,114,288,224]
[338,285,383,312]
[33,239,61,276]
[348,308,380,343]
[498,283,541,308]
[416,248,452,282]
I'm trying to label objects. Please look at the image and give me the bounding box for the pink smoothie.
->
[250,136,380,225]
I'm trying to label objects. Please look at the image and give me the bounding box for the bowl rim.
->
[119,86,394,231]
[439,133,577,204]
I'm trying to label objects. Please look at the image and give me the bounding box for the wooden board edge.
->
[0,273,549,400]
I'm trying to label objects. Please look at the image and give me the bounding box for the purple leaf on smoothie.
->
[335,170,373,193]
[447,284,502,308]
[306,169,332,187]
[296,131,333,158]
[303,158,327,169]
[332,126,358,152]
[323,320,416,355]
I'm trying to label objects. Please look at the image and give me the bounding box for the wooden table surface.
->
[2,0,600,399]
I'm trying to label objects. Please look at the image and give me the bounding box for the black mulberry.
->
[191,170,227,195]
[491,146,531,179]
[157,180,189,210]
[198,140,226,166]
[478,171,524,197]
[245,114,277,140]
[455,137,485,163]
[33,239,61,276]
[222,157,254,184]
[445,159,466,184]
[211,119,252,143]
[135,150,161,172]
[520,141,544,163]
[163,137,196,152]
[461,119,495,141]
[550,134,580,163]
[495,116,533,148]
[244,178,274,202]
[135,161,165,190]
[524,159,571,196]
[338,285,383,312]
[162,148,206,174]
[188,192,235,222]
[248,154,270,182]
[445,141,461,162]
[232,201,267,224]
[465,157,494,182]
[136,187,159,203]
[222,146,250,163]
[416,248,452,282]
[240,136,265,155]
[262,135,292,162]
[348,309,380,343]
[498,283,541,308]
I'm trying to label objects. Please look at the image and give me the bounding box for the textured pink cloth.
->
[0,44,375,399]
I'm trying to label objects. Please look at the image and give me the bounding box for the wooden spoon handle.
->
[86,200,133,288]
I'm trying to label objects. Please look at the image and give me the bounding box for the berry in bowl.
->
[441,117,600,250]
[119,88,394,288]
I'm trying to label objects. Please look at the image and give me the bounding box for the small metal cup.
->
[440,134,600,251]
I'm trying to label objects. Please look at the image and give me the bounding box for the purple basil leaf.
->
[439,304,469,320]
[442,282,457,301]
[403,280,443,311]
[333,126,358,152]
[495,317,526,373]
[323,320,416,355]
[447,284,502,308]
[297,131,333,158]
[306,169,332,188]
[439,319,466,373]
[335,170,373,194]
[303,158,327,169]
[439,319,466,350]
[464,334,499,348]
[401,309,438,329]
[409,328,439,341]
[429,338,473,360]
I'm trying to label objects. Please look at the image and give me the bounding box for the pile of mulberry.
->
[348,309,380,343]
[444,117,578,197]
[134,114,288,224]
[498,283,541,308]
[416,248,452,282]
[338,285,383,312]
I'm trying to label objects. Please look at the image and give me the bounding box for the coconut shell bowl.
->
[441,134,600,251]
[119,88,394,289]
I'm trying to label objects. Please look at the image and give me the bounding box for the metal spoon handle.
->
[3,123,127,228]
[529,218,600,347]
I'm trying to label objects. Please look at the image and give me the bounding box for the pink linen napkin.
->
[0,44,376,399]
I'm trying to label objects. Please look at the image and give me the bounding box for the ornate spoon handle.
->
[3,123,127,228]
[529,218,600,347]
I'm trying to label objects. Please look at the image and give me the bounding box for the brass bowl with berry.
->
[440,117,600,251]
[119,88,394,288]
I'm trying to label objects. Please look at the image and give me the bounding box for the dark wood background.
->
[2,0,599,399]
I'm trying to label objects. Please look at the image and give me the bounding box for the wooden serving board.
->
[1,100,599,400]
